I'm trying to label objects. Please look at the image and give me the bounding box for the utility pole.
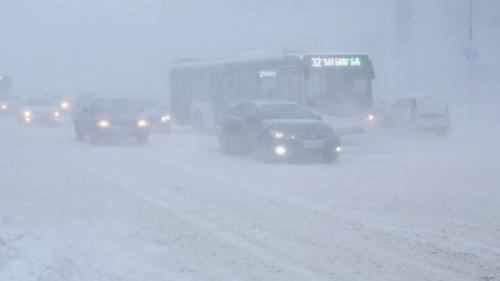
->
[393,0,414,96]
[465,0,478,127]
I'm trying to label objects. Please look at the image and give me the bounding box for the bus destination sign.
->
[310,56,362,68]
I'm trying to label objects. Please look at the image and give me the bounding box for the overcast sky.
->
[0,0,498,99]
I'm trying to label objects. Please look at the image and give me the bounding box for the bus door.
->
[277,67,303,104]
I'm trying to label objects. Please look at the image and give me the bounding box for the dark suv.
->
[74,97,150,144]
[218,101,341,163]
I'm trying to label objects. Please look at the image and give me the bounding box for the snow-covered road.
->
[1,120,499,281]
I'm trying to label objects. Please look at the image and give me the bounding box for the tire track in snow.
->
[61,155,338,281]
[61,153,469,281]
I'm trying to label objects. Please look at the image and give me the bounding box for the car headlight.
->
[335,146,342,153]
[274,145,287,156]
[24,110,32,117]
[137,119,149,128]
[97,120,110,128]
[0,104,7,110]
[53,111,61,117]
[270,130,286,139]
[161,115,171,123]
[366,114,376,122]
[60,101,70,110]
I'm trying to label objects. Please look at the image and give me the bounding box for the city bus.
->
[170,51,375,134]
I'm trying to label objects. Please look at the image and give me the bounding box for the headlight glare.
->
[275,146,287,156]
[161,115,171,122]
[97,120,110,128]
[270,130,285,139]
[60,101,70,110]
[137,119,149,128]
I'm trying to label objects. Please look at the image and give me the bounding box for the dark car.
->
[217,101,342,163]
[74,97,150,144]
[18,97,61,126]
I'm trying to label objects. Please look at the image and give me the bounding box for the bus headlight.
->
[137,119,149,128]
[97,120,110,128]
[161,115,171,123]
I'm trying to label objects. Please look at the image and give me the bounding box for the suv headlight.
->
[97,120,110,128]
[137,119,149,128]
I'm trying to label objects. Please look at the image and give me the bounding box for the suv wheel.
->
[75,123,85,141]
[219,133,234,154]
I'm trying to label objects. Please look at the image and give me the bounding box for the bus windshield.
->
[306,70,371,116]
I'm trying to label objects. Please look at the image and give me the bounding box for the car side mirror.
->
[245,115,258,123]
[311,113,322,120]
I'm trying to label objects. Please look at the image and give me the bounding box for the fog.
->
[1,1,499,280]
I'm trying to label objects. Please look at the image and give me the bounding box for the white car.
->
[380,96,450,137]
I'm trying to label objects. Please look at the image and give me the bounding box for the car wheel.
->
[218,133,235,154]
[322,149,339,163]
[89,136,102,145]
[253,139,273,163]
[435,129,448,138]
[137,135,149,145]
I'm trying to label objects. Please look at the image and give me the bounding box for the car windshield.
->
[24,98,54,107]
[258,104,315,120]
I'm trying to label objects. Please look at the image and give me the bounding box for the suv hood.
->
[263,119,334,134]
[95,113,144,120]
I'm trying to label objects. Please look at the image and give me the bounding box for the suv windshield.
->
[259,104,314,120]
[93,99,142,114]
[25,98,54,107]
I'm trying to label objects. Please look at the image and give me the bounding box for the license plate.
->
[303,140,325,149]
[114,127,134,135]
